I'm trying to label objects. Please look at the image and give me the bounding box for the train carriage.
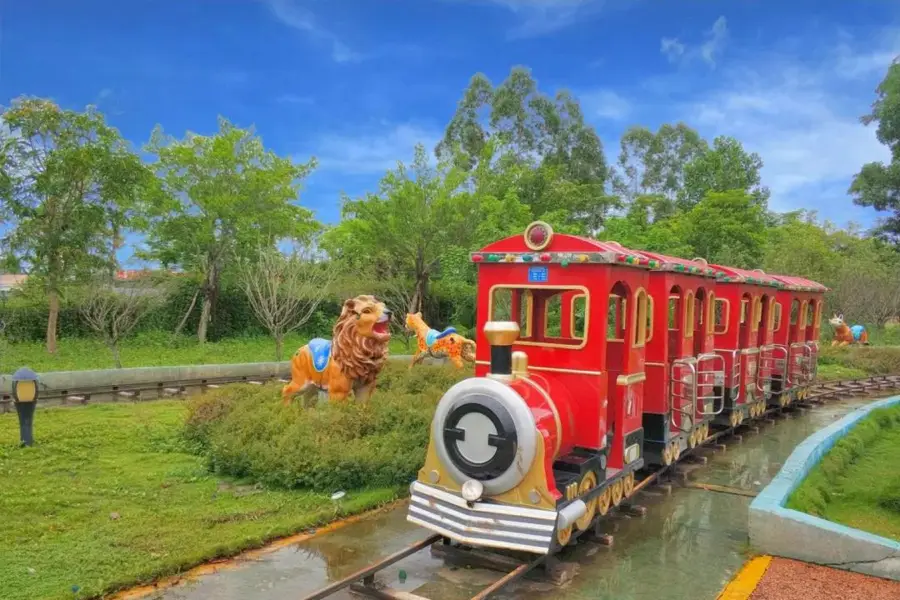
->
[631,250,725,467]
[769,274,827,404]
[707,265,782,427]
[407,222,653,554]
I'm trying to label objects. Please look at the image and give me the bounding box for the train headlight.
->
[432,377,537,496]
[624,443,641,464]
[461,479,484,502]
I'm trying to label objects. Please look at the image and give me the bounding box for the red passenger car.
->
[708,265,781,427]
[407,223,652,554]
[634,251,724,466]
[769,274,827,404]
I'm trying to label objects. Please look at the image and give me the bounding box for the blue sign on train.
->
[528,266,549,283]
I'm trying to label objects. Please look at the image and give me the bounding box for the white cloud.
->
[680,29,899,216]
[581,89,631,121]
[311,123,442,175]
[454,0,606,38]
[264,0,362,63]
[661,16,728,68]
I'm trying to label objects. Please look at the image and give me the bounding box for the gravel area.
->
[750,557,900,600]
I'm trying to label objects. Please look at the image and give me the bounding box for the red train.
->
[407,222,825,555]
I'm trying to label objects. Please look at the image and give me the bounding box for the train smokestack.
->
[483,321,520,378]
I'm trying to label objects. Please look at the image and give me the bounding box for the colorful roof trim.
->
[634,250,718,278]
[469,250,654,268]
[769,274,829,292]
[709,265,784,288]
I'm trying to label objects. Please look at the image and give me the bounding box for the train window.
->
[774,302,783,331]
[790,300,799,325]
[714,299,729,334]
[813,302,821,328]
[668,296,680,329]
[740,299,749,324]
[634,289,649,347]
[806,301,815,327]
[571,295,587,339]
[707,292,716,335]
[800,302,808,331]
[608,294,627,341]
[490,287,532,337]
[646,295,654,343]
[752,297,762,332]
[768,298,776,330]
[684,291,695,338]
[490,286,588,348]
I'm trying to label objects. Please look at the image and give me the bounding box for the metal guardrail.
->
[0,354,443,412]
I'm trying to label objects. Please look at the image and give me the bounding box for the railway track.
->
[299,374,900,600]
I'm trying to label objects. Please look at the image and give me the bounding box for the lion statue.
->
[405,312,476,369]
[282,295,392,405]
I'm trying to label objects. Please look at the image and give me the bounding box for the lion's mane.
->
[331,309,389,385]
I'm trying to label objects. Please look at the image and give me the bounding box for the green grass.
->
[787,403,900,542]
[1,332,417,373]
[0,401,399,600]
[816,363,869,382]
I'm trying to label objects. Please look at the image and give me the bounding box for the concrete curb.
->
[749,394,900,581]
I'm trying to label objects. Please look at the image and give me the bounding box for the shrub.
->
[184,362,471,492]
[817,346,900,376]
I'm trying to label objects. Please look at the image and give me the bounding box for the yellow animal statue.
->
[282,295,392,405]
[405,312,476,369]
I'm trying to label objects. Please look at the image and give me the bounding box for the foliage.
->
[679,136,770,210]
[850,60,900,244]
[184,362,469,492]
[675,190,769,267]
[0,401,398,600]
[238,247,334,360]
[141,117,319,343]
[0,97,155,353]
[787,403,900,541]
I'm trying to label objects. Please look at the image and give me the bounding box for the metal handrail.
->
[788,342,807,387]
[696,352,725,415]
[669,358,698,432]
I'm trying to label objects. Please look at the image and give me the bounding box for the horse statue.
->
[282,295,392,405]
[829,314,869,347]
[405,312,476,369]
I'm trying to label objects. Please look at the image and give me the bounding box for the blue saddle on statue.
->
[425,327,457,348]
[850,325,866,342]
[307,338,332,372]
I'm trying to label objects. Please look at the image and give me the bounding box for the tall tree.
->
[322,144,471,314]
[675,189,769,268]
[849,59,900,244]
[437,67,615,231]
[613,123,707,205]
[679,136,769,210]
[142,117,319,343]
[0,97,153,353]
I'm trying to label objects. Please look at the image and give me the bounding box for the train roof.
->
[471,222,652,269]
[709,264,784,288]
[768,274,829,292]
[633,250,718,278]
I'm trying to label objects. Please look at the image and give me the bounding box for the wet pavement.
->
[143,395,879,600]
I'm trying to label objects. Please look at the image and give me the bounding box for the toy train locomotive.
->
[407,222,826,555]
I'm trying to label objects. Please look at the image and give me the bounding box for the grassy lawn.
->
[1,333,417,373]
[0,401,399,600]
[788,403,900,542]
[816,363,869,381]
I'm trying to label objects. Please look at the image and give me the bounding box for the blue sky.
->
[3,0,899,266]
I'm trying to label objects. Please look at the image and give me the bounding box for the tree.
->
[142,117,319,343]
[849,59,900,244]
[79,274,168,368]
[613,123,707,205]
[679,136,769,210]
[238,247,334,361]
[322,144,470,315]
[436,67,616,231]
[674,189,769,267]
[0,97,153,353]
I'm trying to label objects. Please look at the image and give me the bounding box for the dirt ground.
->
[749,557,900,600]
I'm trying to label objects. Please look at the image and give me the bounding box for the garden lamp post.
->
[12,367,39,447]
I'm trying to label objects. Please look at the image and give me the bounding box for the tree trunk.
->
[275,333,284,362]
[108,340,123,369]
[409,274,427,315]
[174,289,200,337]
[46,289,60,354]
[198,293,212,344]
